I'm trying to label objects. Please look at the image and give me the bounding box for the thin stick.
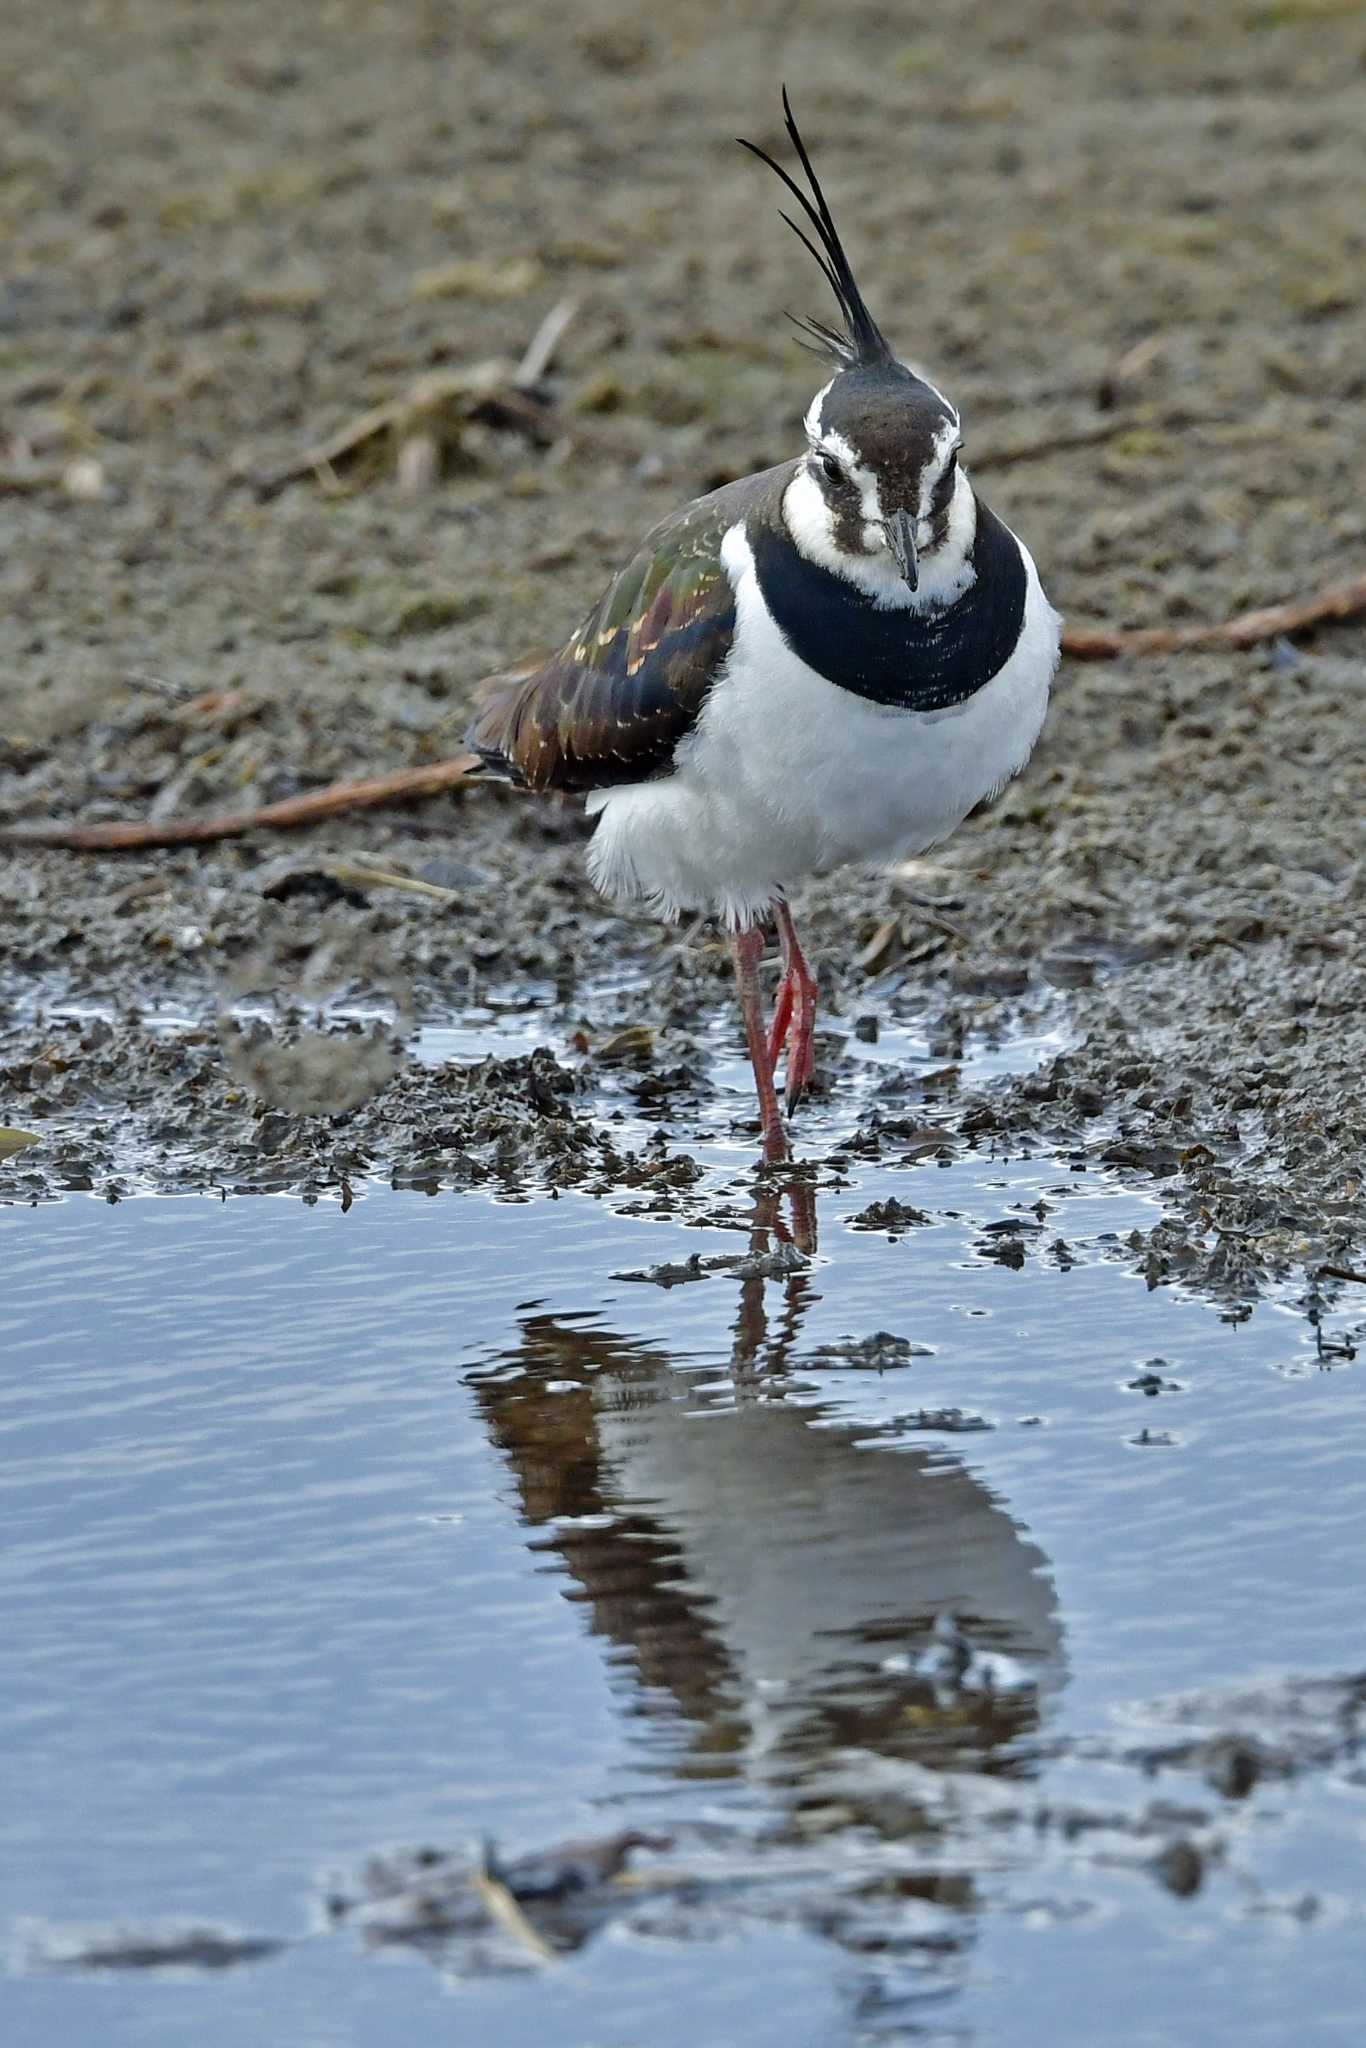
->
[514,296,579,388]
[970,398,1228,472]
[1061,570,1366,660]
[472,1854,560,1965]
[0,756,479,853]
[317,859,465,903]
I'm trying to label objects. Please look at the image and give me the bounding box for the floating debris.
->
[900,1407,994,1434]
[616,1240,808,1287]
[324,1829,672,1967]
[846,1197,932,1233]
[807,1331,934,1371]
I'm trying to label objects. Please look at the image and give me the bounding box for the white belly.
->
[586,522,1060,927]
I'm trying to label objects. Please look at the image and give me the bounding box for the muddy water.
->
[2,1020,1364,2048]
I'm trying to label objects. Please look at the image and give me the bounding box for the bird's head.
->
[740,93,974,609]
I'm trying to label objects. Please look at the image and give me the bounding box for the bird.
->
[467,92,1061,1163]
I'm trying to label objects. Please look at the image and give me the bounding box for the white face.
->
[783,378,976,609]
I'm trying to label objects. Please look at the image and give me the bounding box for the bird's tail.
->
[463,656,548,785]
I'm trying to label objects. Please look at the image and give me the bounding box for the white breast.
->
[590,1369,1065,1778]
[586,521,1060,929]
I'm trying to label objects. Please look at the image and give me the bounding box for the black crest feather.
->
[737,87,893,370]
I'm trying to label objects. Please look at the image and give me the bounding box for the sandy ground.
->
[1,0,1363,1305]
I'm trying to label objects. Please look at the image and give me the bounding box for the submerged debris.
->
[14,1921,287,1974]
[324,1829,672,1966]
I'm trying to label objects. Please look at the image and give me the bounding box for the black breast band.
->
[751,498,1027,711]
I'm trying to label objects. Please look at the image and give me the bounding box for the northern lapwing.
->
[469,93,1061,1162]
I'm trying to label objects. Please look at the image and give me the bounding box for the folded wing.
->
[466,494,744,794]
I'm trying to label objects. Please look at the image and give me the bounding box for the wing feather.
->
[467,472,788,794]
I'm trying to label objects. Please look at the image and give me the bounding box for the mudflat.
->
[2,0,1363,1305]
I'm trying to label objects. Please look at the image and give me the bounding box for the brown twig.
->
[1061,569,1366,661]
[0,756,479,852]
[971,397,1229,472]
[167,686,259,727]
[515,296,580,388]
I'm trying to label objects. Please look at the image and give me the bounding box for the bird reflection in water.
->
[468,1175,1066,1925]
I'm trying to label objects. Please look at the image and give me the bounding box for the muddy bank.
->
[2,0,1363,1307]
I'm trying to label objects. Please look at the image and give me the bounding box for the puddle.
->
[2,1009,1364,2048]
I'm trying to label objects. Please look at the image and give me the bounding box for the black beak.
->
[885,508,918,592]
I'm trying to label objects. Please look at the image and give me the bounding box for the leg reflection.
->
[730,1173,819,1388]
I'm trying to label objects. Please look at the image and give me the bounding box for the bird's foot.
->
[759,1108,790,1164]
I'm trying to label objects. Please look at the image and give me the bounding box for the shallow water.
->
[2,1015,1364,2047]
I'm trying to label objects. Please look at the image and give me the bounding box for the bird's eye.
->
[819,451,844,485]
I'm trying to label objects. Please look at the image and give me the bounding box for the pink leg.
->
[729,927,789,1164]
[771,900,819,1113]
[765,968,794,1076]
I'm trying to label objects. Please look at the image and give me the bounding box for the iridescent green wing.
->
[467,483,758,794]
